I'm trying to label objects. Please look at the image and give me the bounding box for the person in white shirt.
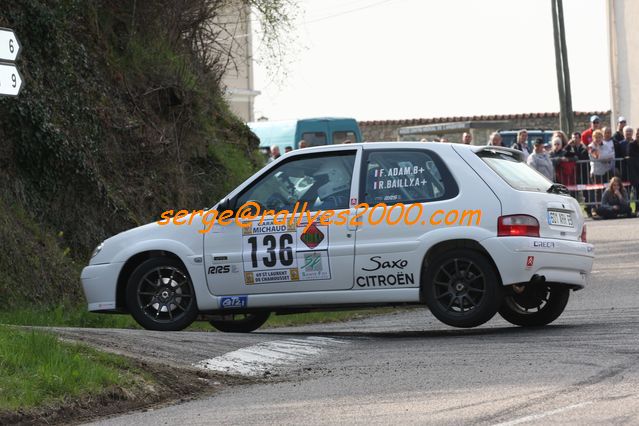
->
[527,138,554,180]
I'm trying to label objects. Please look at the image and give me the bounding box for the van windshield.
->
[477,149,552,192]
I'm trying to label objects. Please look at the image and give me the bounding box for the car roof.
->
[280,141,521,156]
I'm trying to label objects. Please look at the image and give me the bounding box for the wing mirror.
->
[217,197,234,214]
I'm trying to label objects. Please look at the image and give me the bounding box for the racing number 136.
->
[247,234,294,268]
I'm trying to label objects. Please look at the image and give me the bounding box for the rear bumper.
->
[81,262,123,311]
[481,237,594,288]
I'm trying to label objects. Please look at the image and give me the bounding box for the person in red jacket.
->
[581,115,601,145]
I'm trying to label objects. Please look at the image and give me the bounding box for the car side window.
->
[363,150,457,205]
[237,152,356,212]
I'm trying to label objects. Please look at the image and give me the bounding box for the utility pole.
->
[551,0,574,133]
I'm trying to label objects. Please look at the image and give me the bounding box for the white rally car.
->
[82,143,594,332]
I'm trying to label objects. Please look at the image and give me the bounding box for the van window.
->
[301,132,327,147]
[333,131,357,144]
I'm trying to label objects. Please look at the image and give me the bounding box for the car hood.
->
[91,217,205,265]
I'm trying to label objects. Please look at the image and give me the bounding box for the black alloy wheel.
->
[126,257,198,331]
[423,249,503,328]
[209,312,270,333]
[499,284,570,327]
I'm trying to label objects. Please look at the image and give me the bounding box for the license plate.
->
[547,210,573,227]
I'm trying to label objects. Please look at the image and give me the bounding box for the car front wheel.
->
[498,284,570,327]
[126,257,198,331]
[209,312,270,333]
[423,249,503,328]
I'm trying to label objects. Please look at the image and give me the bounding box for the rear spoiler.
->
[469,145,526,162]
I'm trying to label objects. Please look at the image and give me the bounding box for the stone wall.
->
[359,111,612,144]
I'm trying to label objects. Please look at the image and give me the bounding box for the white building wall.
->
[607,0,639,128]
[216,2,260,122]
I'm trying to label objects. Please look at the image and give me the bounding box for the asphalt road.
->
[73,219,639,425]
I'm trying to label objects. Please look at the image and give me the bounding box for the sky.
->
[251,0,610,122]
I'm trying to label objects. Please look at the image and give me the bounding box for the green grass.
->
[0,305,405,331]
[0,305,139,329]
[0,326,137,411]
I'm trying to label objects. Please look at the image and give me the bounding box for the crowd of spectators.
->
[265,118,638,220]
[512,115,637,219]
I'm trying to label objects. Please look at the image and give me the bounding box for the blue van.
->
[248,117,362,155]
[498,129,557,152]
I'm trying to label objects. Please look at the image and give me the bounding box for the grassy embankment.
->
[0,305,402,330]
[0,325,142,412]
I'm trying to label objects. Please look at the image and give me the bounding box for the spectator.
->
[595,176,633,219]
[298,140,309,149]
[615,125,633,181]
[618,125,634,157]
[549,137,565,164]
[284,146,293,153]
[512,129,531,161]
[581,115,601,145]
[440,137,449,142]
[342,139,352,144]
[488,132,502,146]
[587,129,614,216]
[527,138,554,180]
[625,127,639,204]
[613,116,627,143]
[550,137,576,190]
[568,131,589,202]
[603,126,617,175]
[268,145,281,162]
[552,130,569,148]
[462,132,472,145]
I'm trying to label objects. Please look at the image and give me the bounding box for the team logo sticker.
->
[220,295,247,309]
[298,251,331,280]
[300,223,325,249]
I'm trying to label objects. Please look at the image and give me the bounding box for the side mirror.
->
[217,197,234,214]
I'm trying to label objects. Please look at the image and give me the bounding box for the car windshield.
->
[477,149,552,192]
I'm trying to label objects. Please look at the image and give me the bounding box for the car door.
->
[203,148,360,296]
[352,147,460,290]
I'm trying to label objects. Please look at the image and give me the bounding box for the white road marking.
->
[195,336,347,376]
[494,401,594,426]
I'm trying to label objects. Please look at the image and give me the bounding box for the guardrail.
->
[552,157,639,206]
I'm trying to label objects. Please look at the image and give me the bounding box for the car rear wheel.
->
[498,284,570,327]
[423,249,503,328]
[126,257,198,331]
[209,312,270,333]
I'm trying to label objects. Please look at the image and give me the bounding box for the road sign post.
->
[0,27,23,97]
[0,27,22,62]
[0,63,23,96]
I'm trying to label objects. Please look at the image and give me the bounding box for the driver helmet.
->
[314,164,351,200]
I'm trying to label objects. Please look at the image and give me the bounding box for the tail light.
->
[580,225,587,242]
[498,215,540,237]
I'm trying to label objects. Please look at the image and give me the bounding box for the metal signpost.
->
[0,27,23,96]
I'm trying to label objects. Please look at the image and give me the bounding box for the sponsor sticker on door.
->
[241,219,330,284]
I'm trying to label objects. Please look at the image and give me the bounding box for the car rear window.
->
[477,149,552,192]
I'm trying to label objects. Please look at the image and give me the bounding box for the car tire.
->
[498,284,570,327]
[209,312,270,333]
[423,249,503,328]
[126,257,198,331]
